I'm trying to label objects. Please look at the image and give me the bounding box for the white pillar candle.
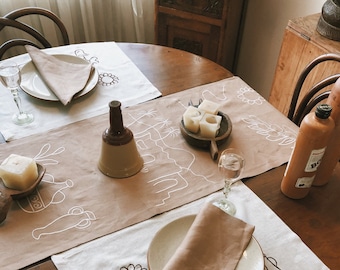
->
[0,154,38,190]
[199,113,222,138]
[198,99,220,115]
[183,106,204,133]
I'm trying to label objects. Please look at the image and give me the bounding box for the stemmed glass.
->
[213,148,245,215]
[0,60,34,125]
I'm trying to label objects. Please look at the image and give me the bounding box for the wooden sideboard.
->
[154,0,245,72]
[269,13,340,116]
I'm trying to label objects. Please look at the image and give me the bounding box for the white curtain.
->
[0,0,155,58]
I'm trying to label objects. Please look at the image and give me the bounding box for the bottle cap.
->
[315,104,332,119]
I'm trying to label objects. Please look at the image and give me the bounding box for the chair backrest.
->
[288,53,340,126]
[0,7,70,59]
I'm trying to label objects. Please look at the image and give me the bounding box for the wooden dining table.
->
[2,43,338,270]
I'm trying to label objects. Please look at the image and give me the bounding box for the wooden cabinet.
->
[154,0,245,72]
[269,13,340,116]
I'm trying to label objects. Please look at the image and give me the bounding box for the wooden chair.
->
[0,7,70,59]
[287,53,340,126]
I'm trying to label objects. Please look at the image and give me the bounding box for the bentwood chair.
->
[0,7,70,60]
[288,53,340,126]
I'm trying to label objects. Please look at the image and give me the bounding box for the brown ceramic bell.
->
[98,100,143,178]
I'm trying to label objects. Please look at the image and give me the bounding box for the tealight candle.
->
[0,154,38,190]
[183,106,204,133]
[199,113,222,138]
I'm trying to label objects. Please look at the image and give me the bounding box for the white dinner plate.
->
[147,215,264,270]
[20,54,99,101]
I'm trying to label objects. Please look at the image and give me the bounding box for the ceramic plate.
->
[20,54,98,101]
[147,215,264,270]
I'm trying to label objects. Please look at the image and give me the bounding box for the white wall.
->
[236,0,326,99]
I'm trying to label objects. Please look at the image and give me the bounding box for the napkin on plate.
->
[25,45,93,105]
[163,202,255,270]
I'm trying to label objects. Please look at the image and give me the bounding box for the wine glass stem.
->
[11,88,24,115]
[223,179,232,199]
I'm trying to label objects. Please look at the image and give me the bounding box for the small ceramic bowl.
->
[180,111,232,160]
[0,163,45,224]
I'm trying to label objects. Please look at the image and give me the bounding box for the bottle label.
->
[295,175,315,188]
[305,147,326,172]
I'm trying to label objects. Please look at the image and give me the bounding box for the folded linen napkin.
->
[25,45,93,105]
[163,202,255,270]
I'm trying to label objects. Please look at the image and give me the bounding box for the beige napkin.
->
[25,45,93,105]
[163,202,255,270]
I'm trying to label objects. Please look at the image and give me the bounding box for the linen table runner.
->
[0,77,298,269]
[0,42,161,141]
[52,183,329,270]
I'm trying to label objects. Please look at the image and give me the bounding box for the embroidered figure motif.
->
[34,143,65,165]
[237,86,265,105]
[17,174,73,213]
[98,72,119,86]
[11,143,96,240]
[242,115,296,146]
[74,48,119,87]
[120,264,147,270]
[16,144,73,213]
[32,206,96,240]
[126,108,217,207]
[74,49,99,65]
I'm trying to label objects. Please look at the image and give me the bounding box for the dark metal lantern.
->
[317,0,340,41]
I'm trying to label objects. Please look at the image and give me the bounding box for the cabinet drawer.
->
[158,14,219,61]
[158,0,224,19]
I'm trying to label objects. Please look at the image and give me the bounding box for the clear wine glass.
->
[0,60,34,125]
[213,148,245,215]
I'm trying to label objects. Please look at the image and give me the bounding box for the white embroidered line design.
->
[32,206,96,240]
[125,105,218,207]
[242,115,296,145]
[237,86,265,105]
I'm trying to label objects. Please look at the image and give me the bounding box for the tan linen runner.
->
[0,76,298,269]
